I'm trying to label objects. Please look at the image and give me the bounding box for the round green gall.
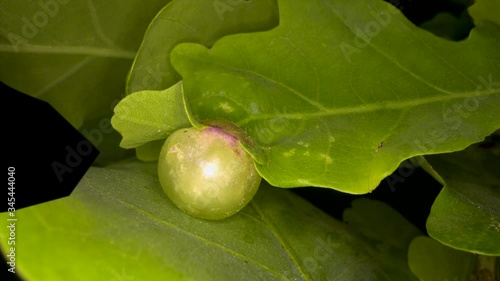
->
[158,125,261,220]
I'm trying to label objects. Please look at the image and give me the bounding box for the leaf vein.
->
[87,184,289,280]
[237,88,499,126]
[34,56,95,97]
[86,0,118,49]
[0,44,136,58]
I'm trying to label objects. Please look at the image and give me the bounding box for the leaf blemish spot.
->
[283,149,296,157]
[329,136,336,143]
[320,154,333,164]
[219,102,234,113]
[490,216,500,232]
[376,141,384,152]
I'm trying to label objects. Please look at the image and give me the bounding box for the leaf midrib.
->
[235,83,498,125]
[86,181,291,281]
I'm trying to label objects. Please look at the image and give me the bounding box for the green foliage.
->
[126,0,279,94]
[119,0,500,194]
[408,236,478,281]
[120,0,279,160]
[1,0,499,279]
[135,139,166,162]
[343,198,422,251]
[425,139,500,256]
[1,162,420,280]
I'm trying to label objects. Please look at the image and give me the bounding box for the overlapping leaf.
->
[122,0,279,160]
[125,0,279,94]
[0,0,171,128]
[469,0,500,25]
[425,137,500,255]
[408,236,478,281]
[168,0,500,193]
